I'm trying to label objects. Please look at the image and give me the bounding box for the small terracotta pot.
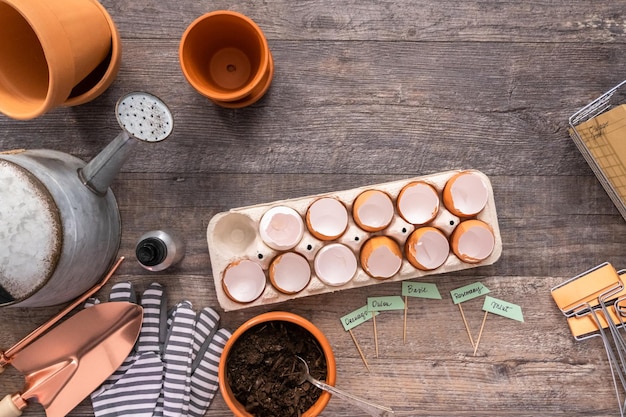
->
[0,0,121,119]
[179,10,273,108]
[219,311,336,417]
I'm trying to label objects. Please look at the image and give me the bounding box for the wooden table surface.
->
[2,1,626,416]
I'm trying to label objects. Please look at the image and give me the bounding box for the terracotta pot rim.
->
[179,10,271,103]
[63,0,121,107]
[218,311,336,417]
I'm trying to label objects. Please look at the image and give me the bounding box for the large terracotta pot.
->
[0,0,121,119]
[219,311,336,416]
[179,10,274,108]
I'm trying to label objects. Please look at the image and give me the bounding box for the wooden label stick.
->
[348,329,371,371]
[340,305,378,371]
[450,282,490,350]
[367,296,405,357]
[372,313,379,358]
[473,310,489,356]
[401,282,442,344]
[403,296,408,344]
[475,295,524,356]
[459,303,475,349]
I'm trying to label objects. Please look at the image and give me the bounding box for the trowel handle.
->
[0,394,24,417]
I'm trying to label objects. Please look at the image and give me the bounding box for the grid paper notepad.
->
[572,104,626,207]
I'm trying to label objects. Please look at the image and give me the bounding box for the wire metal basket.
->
[569,80,626,221]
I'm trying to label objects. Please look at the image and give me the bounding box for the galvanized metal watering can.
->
[0,92,173,307]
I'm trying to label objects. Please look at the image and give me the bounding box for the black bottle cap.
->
[136,237,167,267]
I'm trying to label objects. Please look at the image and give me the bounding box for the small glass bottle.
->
[135,230,185,271]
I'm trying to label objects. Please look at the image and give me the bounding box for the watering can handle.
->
[0,395,23,417]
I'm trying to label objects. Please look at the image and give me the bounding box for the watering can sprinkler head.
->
[79,92,173,196]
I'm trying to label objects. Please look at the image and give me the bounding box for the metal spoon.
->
[296,356,395,417]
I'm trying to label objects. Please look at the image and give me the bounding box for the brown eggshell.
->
[222,259,267,303]
[359,236,403,280]
[396,181,439,225]
[306,197,349,240]
[405,227,450,270]
[269,252,311,294]
[352,189,395,232]
[443,171,489,217]
[450,219,495,264]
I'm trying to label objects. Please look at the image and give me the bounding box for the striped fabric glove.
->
[87,282,231,417]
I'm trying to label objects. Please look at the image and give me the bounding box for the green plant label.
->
[402,282,442,299]
[450,282,490,304]
[341,305,378,331]
[367,296,405,311]
[483,295,524,322]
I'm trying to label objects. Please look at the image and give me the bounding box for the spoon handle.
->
[307,376,395,417]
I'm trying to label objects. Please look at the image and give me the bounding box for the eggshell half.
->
[397,182,440,225]
[360,236,403,279]
[222,260,266,303]
[450,219,495,264]
[352,190,395,232]
[443,171,489,217]
[314,243,357,286]
[259,206,304,251]
[405,227,449,270]
[269,252,311,294]
[306,197,349,240]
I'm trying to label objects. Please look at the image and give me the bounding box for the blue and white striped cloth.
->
[87,282,231,417]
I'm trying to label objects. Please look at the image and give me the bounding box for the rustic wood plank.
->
[1,41,624,177]
[100,0,626,43]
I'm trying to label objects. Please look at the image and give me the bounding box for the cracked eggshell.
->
[405,227,449,270]
[397,181,439,225]
[222,260,266,303]
[360,236,403,279]
[269,252,311,294]
[314,243,357,286]
[443,171,489,217]
[352,189,395,232]
[259,206,304,250]
[306,197,349,240]
[450,219,495,264]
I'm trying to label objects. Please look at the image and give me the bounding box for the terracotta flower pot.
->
[219,311,336,417]
[0,0,121,120]
[179,11,274,108]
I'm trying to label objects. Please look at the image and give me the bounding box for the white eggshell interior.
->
[363,244,402,278]
[411,229,449,269]
[271,252,311,293]
[314,243,357,286]
[457,225,495,261]
[450,173,488,215]
[308,198,348,237]
[354,191,394,230]
[398,183,439,224]
[259,206,304,250]
[223,260,266,303]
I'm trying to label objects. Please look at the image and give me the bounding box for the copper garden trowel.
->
[0,301,143,417]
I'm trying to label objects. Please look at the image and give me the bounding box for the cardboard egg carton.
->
[207,170,502,311]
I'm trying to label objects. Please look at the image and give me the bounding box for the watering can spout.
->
[78,92,173,196]
[78,131,135,196]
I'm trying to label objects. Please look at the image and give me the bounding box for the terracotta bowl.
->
[218,311,336,417]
